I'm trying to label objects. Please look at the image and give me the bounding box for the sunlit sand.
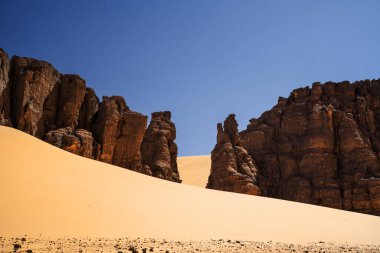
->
[1,126,380,252]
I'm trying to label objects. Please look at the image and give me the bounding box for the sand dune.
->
[1,126,380,245]
[177,155,210,187]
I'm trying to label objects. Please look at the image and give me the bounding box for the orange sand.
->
[1,126,380,245]
[177,155,210,187]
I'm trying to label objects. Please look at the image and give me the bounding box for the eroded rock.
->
[44,127,94,158]
[207,114,260,195]
[0,48,179,182]
[0,49,11,126]
[10,56,61,137]
[239,79,380,215]
[141,111,181,182]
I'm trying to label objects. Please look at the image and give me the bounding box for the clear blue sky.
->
[1,1,379,156]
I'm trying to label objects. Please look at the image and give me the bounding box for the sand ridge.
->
[177,155,210,187]
[1,126,380,247]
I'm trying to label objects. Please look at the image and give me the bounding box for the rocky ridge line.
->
[0,48,181,182]
[209,79,380,216]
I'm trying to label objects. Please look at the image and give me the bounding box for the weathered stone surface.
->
[207,114,260,195]
[112,111,148,171]
[141,111,181,182]
[91,96,149,172]
[10,56,61,137]
[56,74,86,129]
[92,96,130,163]
[78,88,99,130]
[239,79,380,215]
[0,48,179,183]
[44,127,94,158]
[0,49,11,126]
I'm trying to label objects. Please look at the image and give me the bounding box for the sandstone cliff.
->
[141,111,181,182]
[229,79,380,215]
[0,48,180,182]
[207,114,260,195]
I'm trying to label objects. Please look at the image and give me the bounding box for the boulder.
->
[44,127,94,158]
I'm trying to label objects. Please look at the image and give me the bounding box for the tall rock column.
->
[141,111,181,182]
[0,49,11,126]
[113,111,148,171]
[10,56,61,137]
[56,74,87,129]
[92,96,130,163]
[92,96,148,171]
[207,114,261,195]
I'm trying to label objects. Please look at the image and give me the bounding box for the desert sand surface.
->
[177,155,210,187]
[1,126,380,252]
[2,237,380,253]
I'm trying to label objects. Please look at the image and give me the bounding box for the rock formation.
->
[11,55,61,137]
[44,127,95,158]
[0,48,180,182]
[236,79,380,215]
[92,96,148,171]
[56,74,87,129]
[207,114,260,195]
[0,49,11,126]
[141,111,181,182]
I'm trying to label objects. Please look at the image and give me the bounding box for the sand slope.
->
[177,155,210,187]
[1,126,380,244]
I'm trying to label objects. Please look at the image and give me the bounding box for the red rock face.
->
[92,96,130,163]
[0,48,178,182]
[207,114,261,195]
[239,80,380,215]
[0,49,11,126]
[141,111,181,182]
[56,74,87,129]
[92,96,148,171]
[113,111,148,171]
[11,56,61,137]
[78,88,99,130]
[44,127,95,159]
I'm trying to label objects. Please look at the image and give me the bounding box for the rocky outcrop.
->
[92,96,130,163]
[11,56,61,137]
[0,48,179,182]
[141,111,181,182]
[56,74,87,129]
[0,49,11,126]
[92,96,148,171]
[207,114,260,195]
[237,79,380,215]
[44,127,95,158]
[78,88,99,130]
